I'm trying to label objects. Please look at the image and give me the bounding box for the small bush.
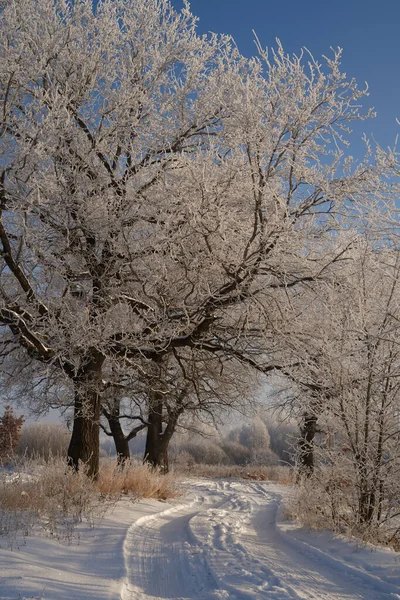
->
[0,458,102,547]
[290,467,400,552]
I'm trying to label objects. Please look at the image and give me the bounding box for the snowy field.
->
[1,478,400,600]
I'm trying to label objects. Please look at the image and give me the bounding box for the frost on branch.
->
[0,0,395,476]
[284,239,400,542]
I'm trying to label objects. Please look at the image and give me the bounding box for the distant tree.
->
[226,419,278,465]
[17,423,70,460]
[265,420,297,465]
[221,439,252,466]
[0,405,24,458]
[182,439,229,466]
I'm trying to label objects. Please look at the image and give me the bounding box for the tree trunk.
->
[144,433,169,472]
[144,394,167,471]
[144,395,181,474]
[359,487,375,525]
[107,414,131,465]
[67,350,104,479]
[299,413,318,475]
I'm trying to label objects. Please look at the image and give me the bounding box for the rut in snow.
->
[121,479,400,600]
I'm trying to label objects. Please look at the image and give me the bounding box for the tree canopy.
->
[0,0,397,476]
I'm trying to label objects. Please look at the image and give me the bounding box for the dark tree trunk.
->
[143,394,180,474]
[67,350,104,479]
[144,434,169,472]
[144,394,166,471]
[299,413,318,475]
[67,389,101,478]
[107,414,131,465]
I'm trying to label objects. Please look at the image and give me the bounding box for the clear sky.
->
[173,0,400,156]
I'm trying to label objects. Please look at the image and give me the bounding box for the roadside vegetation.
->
[0,457,178,549]
[1,0,400,555]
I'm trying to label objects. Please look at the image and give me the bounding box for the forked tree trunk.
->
[67,350,104,479]
[102,399,148,466]
[143,394,180,474]
[107,414,131,465]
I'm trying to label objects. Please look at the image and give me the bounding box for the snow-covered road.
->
[121,479,400,600]
[2,478,400,599]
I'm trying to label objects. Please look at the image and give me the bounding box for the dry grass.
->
[1,456,294,550]
[174,462,294,484]
[97,459,179,500]
[0,457,179,547]
[290,471,400,553]
[0,459,110,547]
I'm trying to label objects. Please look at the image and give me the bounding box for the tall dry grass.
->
[289,470,400,552]
[0,459,104,547]
[97,459,179,500]
[0,457,179,548]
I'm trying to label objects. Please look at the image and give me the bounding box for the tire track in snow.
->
[121,479,400,600]
[121,481,231,600]
[188,482,306,599]
[232,481,400,600]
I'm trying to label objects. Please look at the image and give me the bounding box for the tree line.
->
[1,0,399,539]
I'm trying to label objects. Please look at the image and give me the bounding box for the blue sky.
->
[173,0,400,156]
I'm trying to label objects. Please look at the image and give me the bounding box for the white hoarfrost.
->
[1,0,397,478]
[1,479,400,600]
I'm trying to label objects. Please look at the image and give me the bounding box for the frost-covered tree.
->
[100,349,257,470]
[286,239,400,532]
[228,419,274,465]
[0,0,394,477]
[1,0,249,476]
[17,422,70,460]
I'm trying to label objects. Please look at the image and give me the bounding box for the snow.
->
[1,479,400,600]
